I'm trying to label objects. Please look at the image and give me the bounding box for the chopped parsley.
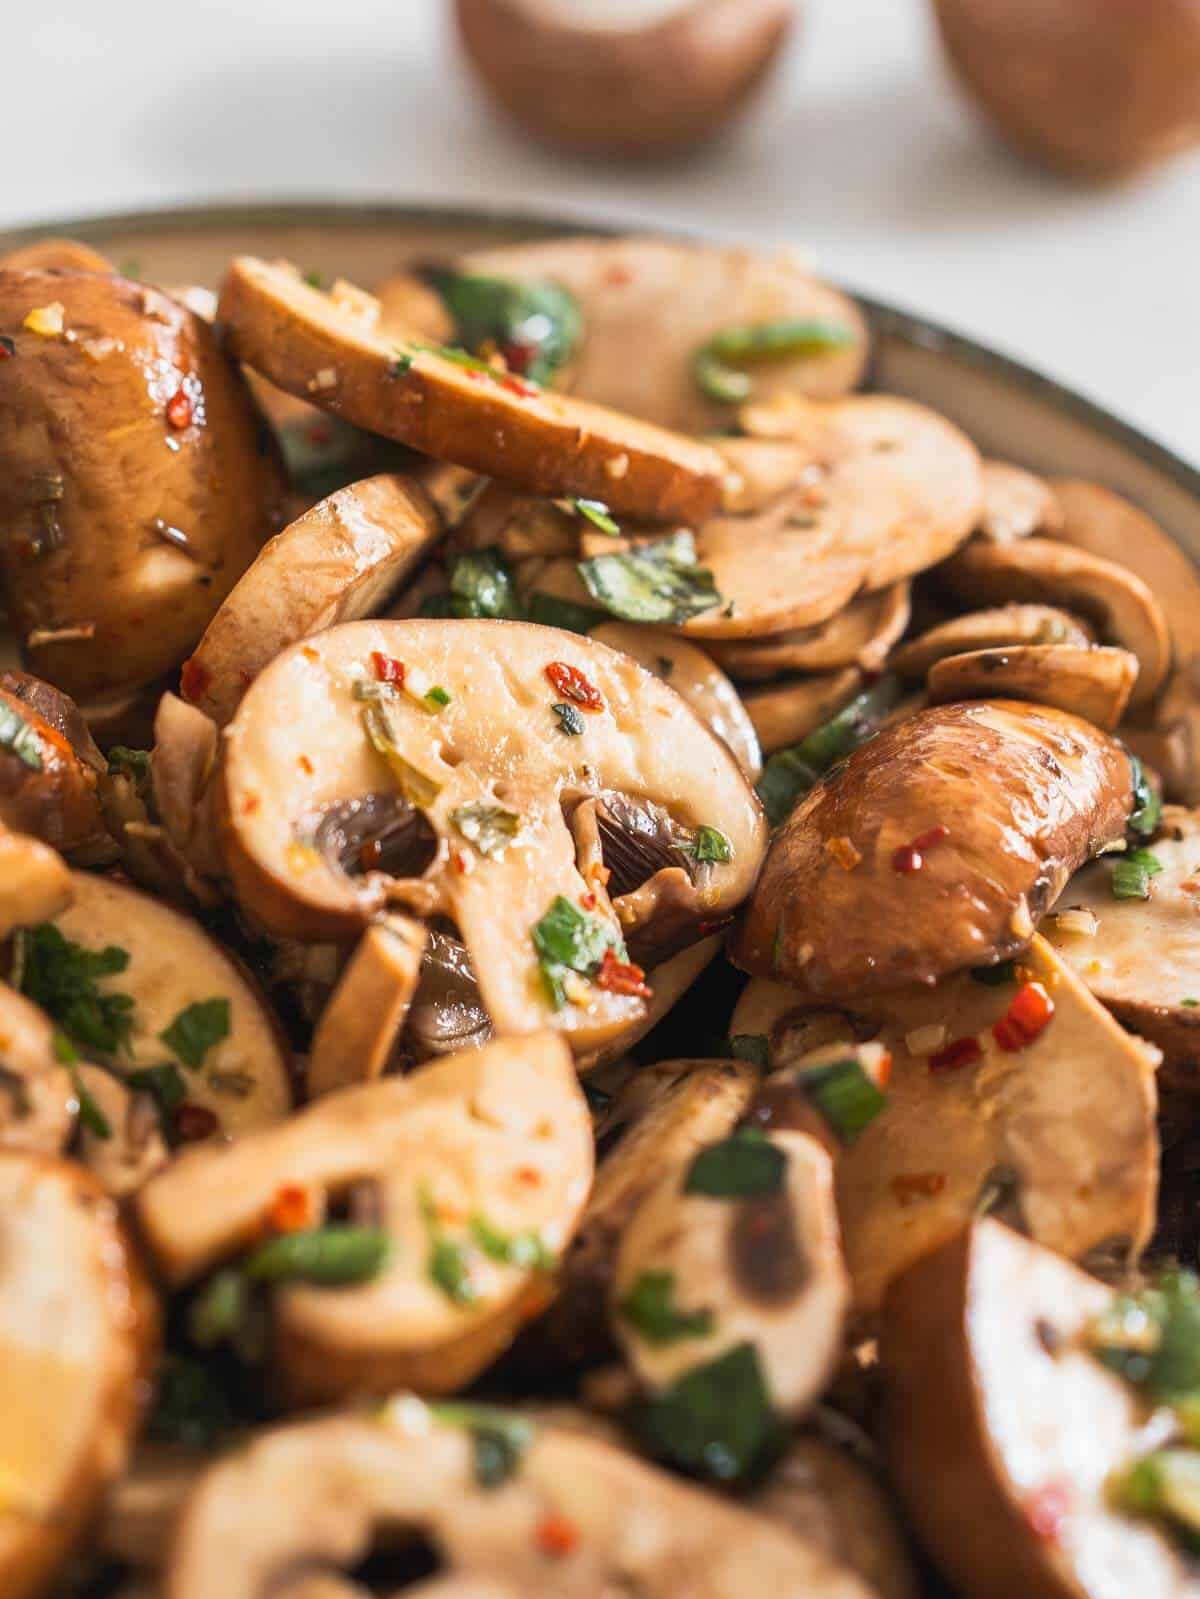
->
[450,802,521,859]
[800,1055,887,1145]
[1128,752,1163,839]
[691,825,732,865]
[159,998,231,1071]
[619,1270,715,1345]
[431,1403,535,1489]
[19,925,134,1057]
[551,702,586,736]
[1089,1271,1200,1406]
[631,1341,784,1483]
[0,700,42,771]
[684,1128,786,1200]
[578,531,722,626]
[531,895,622,1010]
[448,547,524,620]
[106,745,151,785]
[692,319,855,404]
[361,693,443,808]
[526,592,607,634]
[128,1063,187,1124]
[469,1213,556,1272]
[755,675,904,828]
[1184,998,1200,1009]
[427,270,582,387]
[54,1034,113,1140]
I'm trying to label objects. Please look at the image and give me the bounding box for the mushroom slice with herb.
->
[216,258,724,525]
[137,1032,591,1402]
[882,1221,1200,1599]
[734,700,1137,997]
[0,675,111,859]
[0,981,74,1156]
[941,536,1171,710]
[218,620,764,1056]
[0,1151,159,1599]
[707,584,911,682]
[181,474,444,725]
[455,236,869,433]
[167,1403,873,1599]
[72,1063,169,1198]
[575,935,725,1073]
[1045,805,1200,1091]
[19,871,291,1143]
[977,460,1064,542]
[0,270,288,702]
[732,934,1159,1311]
[740,669,866,756]
[0,825,72,939]
[891,604,1097,678]
[928,644,1140,731]
[613,1129,848,1460]
[308,915,428,1097]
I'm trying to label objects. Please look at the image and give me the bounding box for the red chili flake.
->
[876,1048,894,1089]
[928,1035,983,1074]
[179,657,210,702]
[500,373,539,399]
[242,794,261,816]
[697,914,736,937]
[544,661,604,712]
[993,981,1056,1053]
[534,1512,580,1559]
[595,948,652,999]
[166,387,193,429]
[297,754,314,775]
[515,1165,542,1187]
[892,824,951,875]
[372,652,406,686]
[0,335,14,359]
[452,850,470,876]
[267,1184,313,1235]
[174,1103,220,1143]
[360,838,384,872]
[579,890,597,911]
[500,339,534,375]
[1026,1481,1071,1542]
[891,1171,947,1205]
[605,263,634,287]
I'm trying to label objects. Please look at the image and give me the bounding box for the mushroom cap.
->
[708,583,911,681]
[927,644,1140,731]
[0,680,109,857]
[891,604,1096,679]
[216,258,724,525]
[882,1220,1200,1599]
[734,699,1136,997]
[0,270,287,700]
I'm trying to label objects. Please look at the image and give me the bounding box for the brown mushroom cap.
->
[734,700,1135,997]
[891,604,1097,679]
[734,935,1159,1311]
[708,584,911,681]
[977,460,1064,542]
[0,270,287,700]
[216,258,724,525]
[927,644,1140,731]
[0,681,109,858]
[882,1220,1199,1599]
[0,1152,159,1599]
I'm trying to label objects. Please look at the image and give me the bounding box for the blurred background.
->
[3,0,1198,461]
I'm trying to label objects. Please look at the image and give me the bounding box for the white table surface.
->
[7,0,1200,467]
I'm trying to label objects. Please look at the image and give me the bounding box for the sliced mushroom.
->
[741,668,866,755]
[1045,805,1200,1091]
[0,981,74,1155]
[0,677,110,858]
[308,915,428,1097]
[456,236,870,432]
[882,1220,1200,1599]
[73,1064,169,1197]
[138,1032,591,1402]
[590,623,761,779]
[167,1405,874,1599]
[977,460,1064,542]
[218,620,764,1056]
[0,1151,159,1599]
[928,645,1139,731]
[734,700,1136,997]
[216,259,724,525]
[707,584,911,681]
[0,826,72,939]
[576,934,724,1072]
[942,536,1171,709]
[181,474,444,725]
[0,269,288,700]
[733,934,1159,1310]
[612,1129,848,1420]
[891,604,1097,679]
[147,691,225,887]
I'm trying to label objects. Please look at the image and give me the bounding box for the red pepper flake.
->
[297,753,314,775]
[545,661,604,713]
[372,652,406,686]
[452,850,470,876]
[174,1103,220,1143]
[515,1165,542,1187]
[242,793,261,816]
[876,1048,894,1089]
[360,838,384,872]
[993,981,1055,1053]
[698,914,736,937]
[534,1511,579,1559]
[1025,1481,1071,1542]
[595,948,652,999]
[166,387,193,430]
[179,657,210,702]
[500,373,539,399]
[892,824,951,875]
[579,890,597,911]
[605,263,634,287]
[891,1171,947,1206]
[589,862,611,888]
[267,1184,313,1235]
[500,339,533,375]
[928,1035,983,1074]
[0,335,14,359]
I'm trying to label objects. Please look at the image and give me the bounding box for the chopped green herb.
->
[578,531,721,626]
[729,1034,771,1070]
[128,1063,187,1123]
[551,701,586,736]
[0,700,43,771]
[361,696,443,808]
[1184,998,1200,1009]
[1112,1450,1200,1548]
[685,1129,785,1200]
[428,270,582,386]
[106,745,151,786]
[419,1184,477,1305]
[118,258,142,280]
[1128,753,1163,839]
[971,960,1017,987]
[656,655,675,678]
[67,1056,112,1140]
[147,1356,232,1449]
[531,894,620,1010]
[447,547,524,620]
[424,685,451,710]
[801,1057,887,1145]
[1112,849,1162,901]
[450,802,521,858]
[160,997,231,1071]
[431,1403,535,1489]
[755,675,904,827]
[469,1214,556,1272]
[691,825,732,865]
[388,351,415,378]
[244,1225,390,1286]
[526,592,606,634]
[1089,1271,1200,1401]
[20,925,133,1057]
[571,498,620,536]
[693,319,855,404]
[631,1341,784,1483]
[619,1270,715,1345]
[187,1269,249,1349]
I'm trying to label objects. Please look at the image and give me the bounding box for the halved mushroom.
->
[0,981,74,1155]
[707,584,911,682]
[33,871,292,1140]
[308,915,428,1097]
[977,460,1064,542]
[72,1063,169,1197]
[891,604,1097,679]
[216,259,724,525]
[0,1151,159,1599]
[167,1404,874,1599]
[0,674,110,858]
[734,700,1137,997]
[218,619,765,1057]
[455,235,870,433]
[1045,805,1200,1091]
[590,623,761,779]
[733,934,1159,1310]
[181,474,444,725]
[0,269,288,701]
[740,669,866,755]
[137,1032,591,1401]
[0,826,72,938]
[942,536,1171,709]
[882,1220,1200,1599]
[928,645,1140,731]
[612,1128,848,1422]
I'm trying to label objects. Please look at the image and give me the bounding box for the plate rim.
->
[3,195,1198,501]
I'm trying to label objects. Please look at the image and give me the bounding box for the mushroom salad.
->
[3,231,1200,1599]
